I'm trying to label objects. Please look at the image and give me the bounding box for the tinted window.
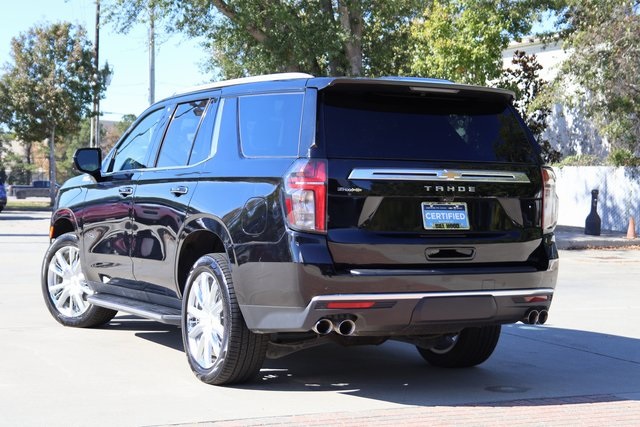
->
[188,99,219,165]
[319,91,537,163]
[239,93,303,157]
[110,108,165,172]
[156,100,208,168]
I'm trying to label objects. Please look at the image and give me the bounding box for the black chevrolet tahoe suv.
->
[42,73,559,385]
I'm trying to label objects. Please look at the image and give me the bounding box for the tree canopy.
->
[105,0,559,81]
[409,0,554,84]
[0,22,110,199]
[553,0,640,153]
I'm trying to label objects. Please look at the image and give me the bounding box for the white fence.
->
[553,166,640,232]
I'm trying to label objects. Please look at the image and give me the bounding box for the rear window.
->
[319,90,538,163]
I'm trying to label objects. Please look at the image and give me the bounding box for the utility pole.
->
[90,0,101,148]
[148,4,155,105]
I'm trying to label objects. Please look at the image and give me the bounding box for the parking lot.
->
[1,210,639,426]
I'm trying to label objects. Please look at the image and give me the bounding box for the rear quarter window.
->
[238,93,304,158]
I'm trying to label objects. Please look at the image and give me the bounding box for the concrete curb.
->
[555,225,640,250]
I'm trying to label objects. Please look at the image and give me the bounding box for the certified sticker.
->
[421,202,470,230]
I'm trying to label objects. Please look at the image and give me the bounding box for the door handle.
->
[119,186,134,196]
[170,186,189,196]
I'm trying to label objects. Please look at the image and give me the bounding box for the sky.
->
[1,0,211,122]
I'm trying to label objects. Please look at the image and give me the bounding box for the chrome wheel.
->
[430,334,459,354]
[47,245,92,318]
[185,270,226,370]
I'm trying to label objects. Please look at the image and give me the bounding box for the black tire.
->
[41,233,117,328]
[181,253,268,385]
[417,325,501,368]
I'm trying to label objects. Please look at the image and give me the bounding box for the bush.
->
[607,149,640,167]
[554,154,604,167]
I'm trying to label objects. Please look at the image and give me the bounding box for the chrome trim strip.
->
[349,267,537,276]
[310,288,554,304]
[348,168,530,183]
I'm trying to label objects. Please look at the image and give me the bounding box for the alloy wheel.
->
[47,245,92,318]
[185,271,226,369]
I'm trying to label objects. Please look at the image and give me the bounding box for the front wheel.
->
[182,253,268,385]
[417,325,501,368]
[41,233,117,328]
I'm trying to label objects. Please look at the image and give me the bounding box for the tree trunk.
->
[49,126,56,207]
[337,0,363,76]
[320,0,343,76]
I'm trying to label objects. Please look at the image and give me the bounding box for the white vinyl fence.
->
[553,166,640,232]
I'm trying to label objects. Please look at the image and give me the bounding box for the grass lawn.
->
[5,198,52,211]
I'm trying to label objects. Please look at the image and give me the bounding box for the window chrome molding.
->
[348,168,530,183]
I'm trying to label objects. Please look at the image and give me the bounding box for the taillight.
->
[541,167,558,233]
[284,159,327,233]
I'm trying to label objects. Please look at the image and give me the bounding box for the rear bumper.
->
[242,286,556,335]
[235,231,559,335]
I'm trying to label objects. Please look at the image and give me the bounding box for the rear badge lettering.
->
[424,185,475,193]
[337,187,363,193]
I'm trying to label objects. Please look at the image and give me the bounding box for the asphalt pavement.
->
[1,210,639,426]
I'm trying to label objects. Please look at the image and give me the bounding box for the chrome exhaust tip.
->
[335,319,356,336]
[525,309,539,325]
[312,318,334,335]
[537,309,549,325]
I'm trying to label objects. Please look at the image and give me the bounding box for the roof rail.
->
[175,72,314,96]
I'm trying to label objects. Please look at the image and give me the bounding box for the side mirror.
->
[74,148,102,179]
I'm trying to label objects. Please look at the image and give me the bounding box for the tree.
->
[105,0,428,78]
[101,114,137,153]
[409,0,557,85]
[552,0,640,153]
[56,119,93,183]
[497,50,561,163]
[0,22,110,204]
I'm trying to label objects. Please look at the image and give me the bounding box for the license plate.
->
[421,202,470,230]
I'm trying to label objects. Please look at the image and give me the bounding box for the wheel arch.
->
[176,215,235,298]
[50,209,78,239]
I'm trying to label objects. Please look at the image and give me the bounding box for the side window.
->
[109,108,165,172]
[238,93,303,157]
[156,99,208,168]
[188,99,219,165]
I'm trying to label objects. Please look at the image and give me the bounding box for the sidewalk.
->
[555,225,640,250]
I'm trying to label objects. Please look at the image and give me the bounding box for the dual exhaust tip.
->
[522,309,549,325]
[312,318,356,336]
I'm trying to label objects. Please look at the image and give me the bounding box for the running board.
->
[87,294,181,325]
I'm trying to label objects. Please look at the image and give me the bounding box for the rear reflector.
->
[326,301,376,309]
[524,296,549,303]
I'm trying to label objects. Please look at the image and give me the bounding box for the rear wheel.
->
[417,325,501,368]
[41,233,117,328]
[182,253,268,385]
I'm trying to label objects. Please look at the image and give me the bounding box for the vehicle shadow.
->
[249,324,640,407]
[125,319,640,407]
[103,315,183,352]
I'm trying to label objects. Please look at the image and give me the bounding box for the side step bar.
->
[87,294,181,326]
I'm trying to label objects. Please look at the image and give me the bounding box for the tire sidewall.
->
[181,255,233,383]
[418,325,501,368]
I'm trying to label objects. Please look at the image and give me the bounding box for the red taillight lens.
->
[541,167,559,233]
[284,159,327,233]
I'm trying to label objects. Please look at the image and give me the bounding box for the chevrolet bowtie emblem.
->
[440,170,461,180]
